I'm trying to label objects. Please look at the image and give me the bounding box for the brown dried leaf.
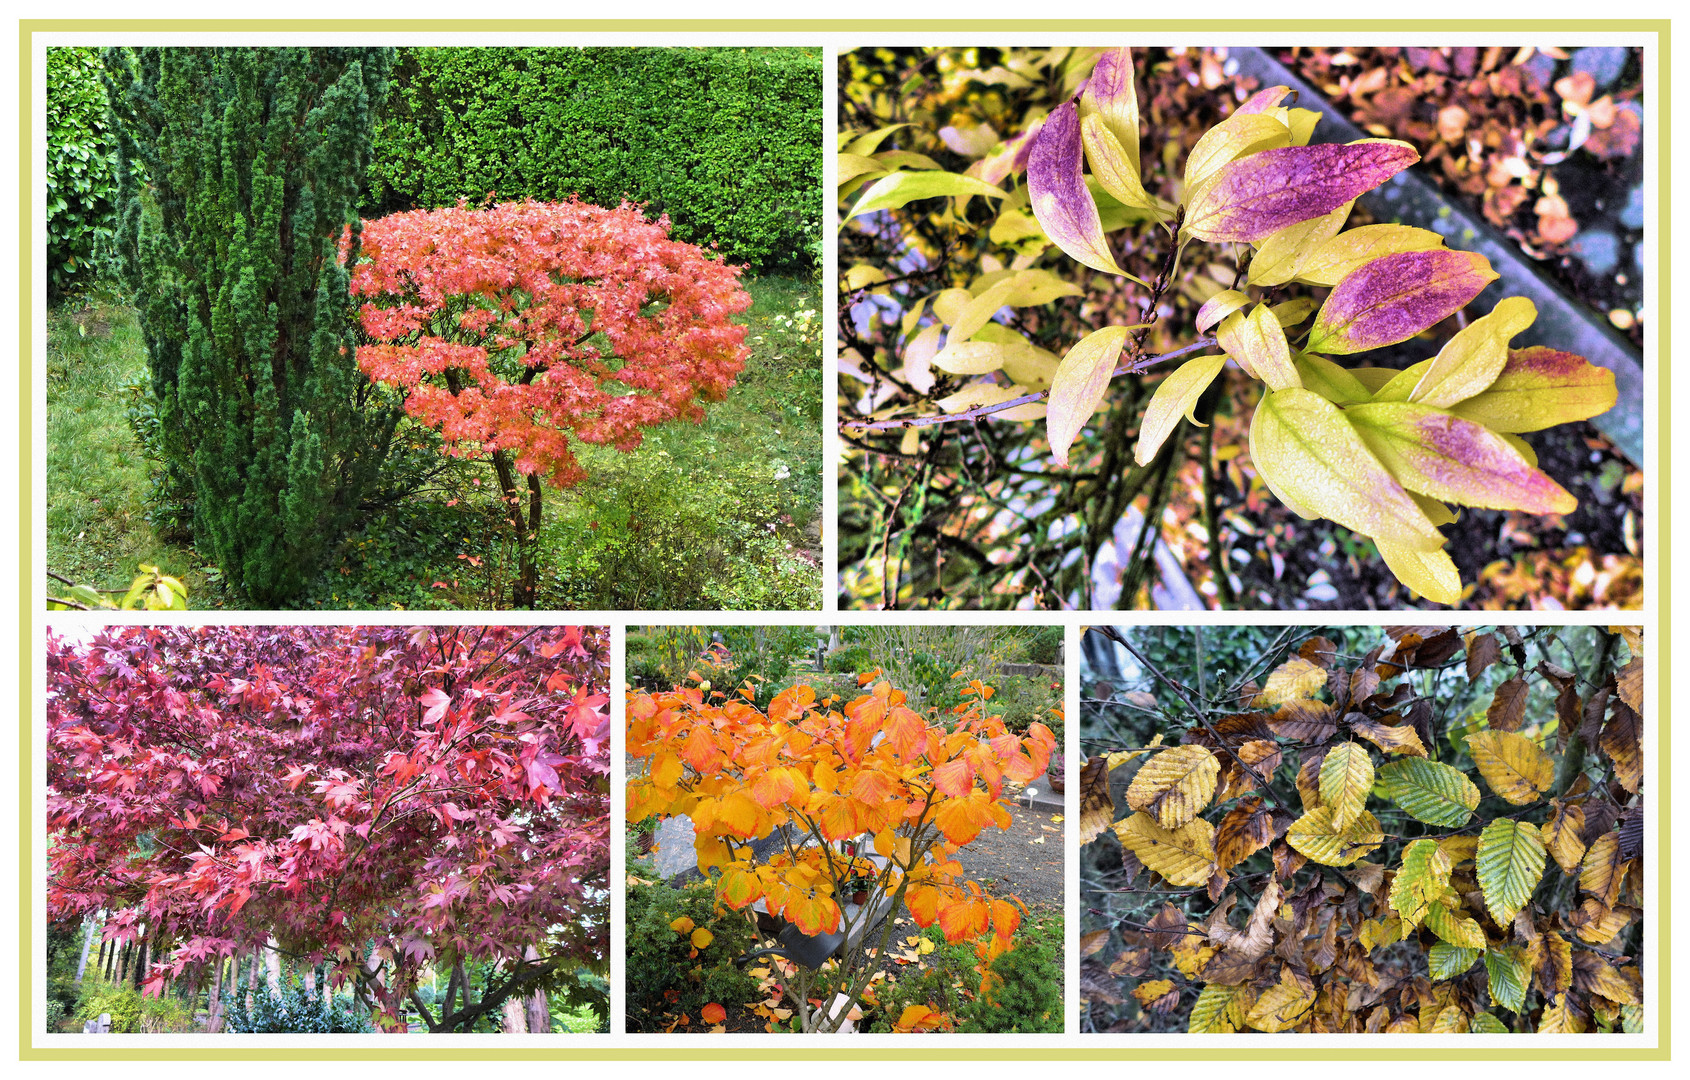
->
[1615,656,1642,713]
[1566,898,1634,945]
[1600,700,1642,794]
[1465,632,1502,682]
[1350,716,1428,757]
[1271,699,1339,743]
[1079,755,1115,845]
[1298,636,1338,669]
[1535,930,1573,995]
[1080,928,1110,958]
[1215,795,1292,871]
[1486,677,1529,732]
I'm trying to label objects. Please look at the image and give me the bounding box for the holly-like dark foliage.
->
[105,47,401,605]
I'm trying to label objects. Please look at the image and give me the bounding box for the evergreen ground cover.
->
[44,274,822,610]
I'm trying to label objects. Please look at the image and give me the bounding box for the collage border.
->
[15,18,1671,1061]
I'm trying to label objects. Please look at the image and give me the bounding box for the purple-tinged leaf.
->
[1186,140,1420,244]
[974,118,1045,187]
[1448,347,1618,433]
[1081,48,1142,177]
[1029,101,1126,276]
[1347,402,1577,515]
[1236,85,1292,115]
[1306,249,1497,355]
[1184,114,1292,198]
[1250,387,1445,550]
[1297,224,1447,288]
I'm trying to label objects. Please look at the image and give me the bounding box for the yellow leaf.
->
[1259,656,1328,705]
[1249,201,1352,287]
[1047,325,1135,465]
[1286,806,1383,866]
[1318,742,1374,831]
[1409,296,1536,408]
[1114,812,1217,887]
[1217,305,1299,390]
[1125,744,1221,829]
[1466,730,1554,804]
[1297,223,1448,288]
[691,927,715,949]
[1133,351,1229,466]
[669,916,696,934]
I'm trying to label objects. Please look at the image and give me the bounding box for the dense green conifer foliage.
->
[106,47,398,604]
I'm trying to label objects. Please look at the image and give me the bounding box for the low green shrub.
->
[624,876,759,1031]
[1025,626,1064,666]
[825,644,873,674]
[72,973,196,1033]
[867,913,1063,1033]
[223,980,374,1033]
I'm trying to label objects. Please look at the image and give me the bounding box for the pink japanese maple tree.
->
[46,624,611,1032]
[348,199,752,607]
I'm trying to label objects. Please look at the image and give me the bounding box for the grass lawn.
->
[44,274,823,610]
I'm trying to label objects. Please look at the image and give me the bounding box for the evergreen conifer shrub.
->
[106,47,399,604]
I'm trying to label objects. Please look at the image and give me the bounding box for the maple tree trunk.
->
[206,956,224,1033]
[490,450,540,609]
[523,946,551,1033]
[136,928,151,990]
[245,949,260,1012]
[75,914,97,983]
[264,937,282,997]
[501,995,526,1034]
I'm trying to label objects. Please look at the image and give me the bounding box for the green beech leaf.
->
[1424,901,1487,949]
[1378,757,1480,827]
[846,169,1007,219]
[1486,947,1530,1013]
[1249,388,1445,550]
[1389,838,1452,932]
[1346,402,1578,515]
[1470,1011,1511,1033]
[1047,325,1135,465]
[1428,942,1481,980]
[1134,351,1228,466]
[1475,818,1547,926]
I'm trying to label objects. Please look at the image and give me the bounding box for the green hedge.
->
[46,46,120,298]
[368,46,821,273]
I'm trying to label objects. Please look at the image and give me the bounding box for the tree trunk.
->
[501,995,526,1034]
[117,942,130,985]
[323,963,333,1009]
[246,949,260,1012]
[490,450,541,609]
[523,945,551,1033]
[205,957,224,1033]
[76,914,98,983]
[134,928,150,990]
[264,937,282,997]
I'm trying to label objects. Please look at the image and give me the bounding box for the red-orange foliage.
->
[348,199,752,604]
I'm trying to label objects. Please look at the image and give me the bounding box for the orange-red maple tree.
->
[627,671,1056,1032]
[349,199,751,607]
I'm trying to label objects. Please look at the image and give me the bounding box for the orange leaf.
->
[932,757,975,798]
[681,724,726,774]
[701,1002,726,1024]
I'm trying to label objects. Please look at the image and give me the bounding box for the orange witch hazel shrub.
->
[348,198,751,607]
[626,671,1057,1033]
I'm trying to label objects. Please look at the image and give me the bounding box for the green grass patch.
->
[44,274,822,610]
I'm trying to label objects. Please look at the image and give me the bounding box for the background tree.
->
[350,199,752,607]
[46,624,611,1032]
[1079,624,1644,1033]
[106,47,401,604]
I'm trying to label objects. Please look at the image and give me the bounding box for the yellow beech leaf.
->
[1244,966,1315,1033]
[1466,730,1554,804]
[1318,742,1374,831]
[1125,744,1221,828]
[1132,978,1176,1008]
[1423,900,1488,949]
[1578,832,1628,907]
[1409,296,1536,408]
[1258,656,1328,705]
[1217,305,1299,390]
[1286,806,1384,866]
[1249,200,1352,287]
[1542,799,1588,873]
[669,916,696,934]
[1133,351,1229,466]
[691,927,715,949]
[1538,991,1579,1033]
[1188,983,1250,1033]
[1250,387,1445,551]
[1114,812,1217,886]
[1567,898,1634,945]
[1296,223,1448,288]
[1047,325,1135,465]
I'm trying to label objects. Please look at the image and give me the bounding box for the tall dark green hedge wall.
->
[367,47,821,273]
